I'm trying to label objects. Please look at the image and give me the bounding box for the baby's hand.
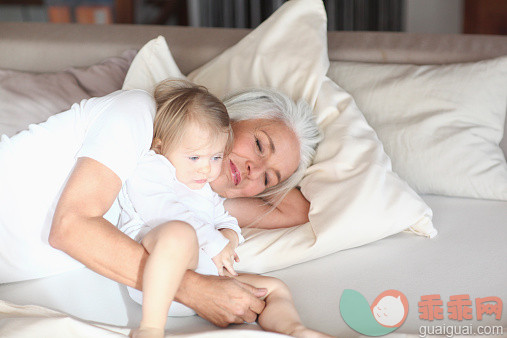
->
[212,229,240,276]
[212,241,239,276]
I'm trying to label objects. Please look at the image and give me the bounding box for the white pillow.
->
[328,58,507,201]
[186,0,328,106]
[122,0,435,273]
[235,77,435,272]
[123,36,185,94]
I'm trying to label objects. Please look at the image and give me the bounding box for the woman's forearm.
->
[49,157,148,289]
[50,213,148,289]
[224,188,310,229]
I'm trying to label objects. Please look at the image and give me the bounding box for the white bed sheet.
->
[1,195,506,337]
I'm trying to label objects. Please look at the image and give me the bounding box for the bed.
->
[1,2,506,337]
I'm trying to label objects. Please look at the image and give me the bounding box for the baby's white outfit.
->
[117,150,244,316]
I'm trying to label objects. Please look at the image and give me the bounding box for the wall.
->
[0,0,466,34]
[405,0,463,34]
[0,5,46,22]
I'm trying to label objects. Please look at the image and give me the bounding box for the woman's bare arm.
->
[49,157,147,288]
[224,188,310,229]
[49,157,266,326]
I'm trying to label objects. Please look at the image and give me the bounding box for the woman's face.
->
[210,118,300,199]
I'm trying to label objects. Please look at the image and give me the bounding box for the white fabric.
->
[0,301,288,338]
[186,0,328,107]
[122,36,185,93]
[0,90,154,283]
[327,57,507,201]
[121,0,435,274]
[118,151,244,258]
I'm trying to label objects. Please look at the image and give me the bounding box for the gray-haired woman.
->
[0,86,321,327]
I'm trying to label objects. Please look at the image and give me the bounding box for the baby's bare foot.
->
[130,327,165,338]
[290,325,336,338]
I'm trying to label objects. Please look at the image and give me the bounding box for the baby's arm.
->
[210,193,244,276]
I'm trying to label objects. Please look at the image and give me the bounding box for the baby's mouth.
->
[230,160,241,185]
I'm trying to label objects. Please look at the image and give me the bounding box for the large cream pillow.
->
[122,0,435,273]
[186,0,328,107]
[328,58,507,200]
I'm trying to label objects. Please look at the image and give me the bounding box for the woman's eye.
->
[255,138,263,153]
[264,173,269,186]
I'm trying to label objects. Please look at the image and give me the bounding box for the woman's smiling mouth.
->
[230,160,241,185]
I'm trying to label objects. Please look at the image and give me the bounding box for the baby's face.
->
[372,295,405,327]
[166,122,229,190]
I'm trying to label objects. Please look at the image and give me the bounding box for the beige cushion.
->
[123,37,184,94]
[122,0,435,273]
[0,50,136,138]
[328,57,507,200]
[186,2,328,106]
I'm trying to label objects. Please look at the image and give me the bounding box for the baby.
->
[118,79,332,338]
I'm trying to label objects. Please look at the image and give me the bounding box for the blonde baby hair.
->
[151,79,233,155]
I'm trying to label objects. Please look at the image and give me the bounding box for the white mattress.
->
[1,195,506,336]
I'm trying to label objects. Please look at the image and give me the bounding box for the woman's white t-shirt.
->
[0,90,155,283]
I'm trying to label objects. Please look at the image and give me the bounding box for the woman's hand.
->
[212,229,240,276]
[176,270,267,327]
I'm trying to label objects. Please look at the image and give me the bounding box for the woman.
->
[0,86,320,327]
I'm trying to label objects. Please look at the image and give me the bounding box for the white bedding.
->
[1,195,505,337]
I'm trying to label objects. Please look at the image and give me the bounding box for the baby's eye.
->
[189,156,199,161]
[212,155,223,161]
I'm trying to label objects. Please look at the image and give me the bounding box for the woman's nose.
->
[246,160,263,178]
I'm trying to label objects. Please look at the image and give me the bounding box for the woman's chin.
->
[209,178,228,197]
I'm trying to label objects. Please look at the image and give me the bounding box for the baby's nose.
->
[199,162,211,174]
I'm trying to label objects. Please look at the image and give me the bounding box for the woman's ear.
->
[151,137,163,154]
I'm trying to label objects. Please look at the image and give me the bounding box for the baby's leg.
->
[234,274,334,338]
[136,221,199,336]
